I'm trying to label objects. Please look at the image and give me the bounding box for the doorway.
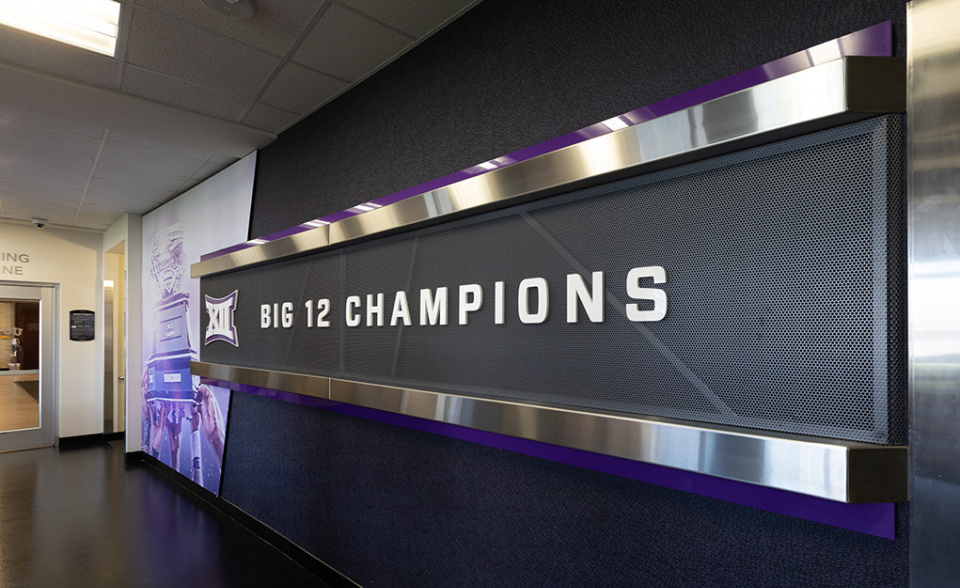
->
[105,244,126,435]
[0,284,56,451]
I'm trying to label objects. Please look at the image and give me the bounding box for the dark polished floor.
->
[0,442,329,588]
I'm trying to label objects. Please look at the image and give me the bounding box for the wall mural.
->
[140,153,255,493]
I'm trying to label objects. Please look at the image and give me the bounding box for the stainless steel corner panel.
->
[192,57,905,278]
[909,0,960,583]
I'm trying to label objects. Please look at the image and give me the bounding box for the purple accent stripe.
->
[200,22,893,262]
[206,379,897,540]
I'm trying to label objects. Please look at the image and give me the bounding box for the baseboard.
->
[138,453,358,588]
[59,431,125,449]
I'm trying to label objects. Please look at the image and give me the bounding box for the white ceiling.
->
[0,0,481,232]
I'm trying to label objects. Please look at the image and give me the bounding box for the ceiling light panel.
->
[0,0,121,56]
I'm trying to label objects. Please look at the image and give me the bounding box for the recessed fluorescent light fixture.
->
[0,0,121,57]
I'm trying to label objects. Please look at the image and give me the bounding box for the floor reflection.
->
[0,443,328,587]
[0,373,39,432]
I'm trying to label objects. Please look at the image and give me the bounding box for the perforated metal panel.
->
[203,115,905,444]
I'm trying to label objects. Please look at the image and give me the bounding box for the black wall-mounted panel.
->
[207,116,905,445]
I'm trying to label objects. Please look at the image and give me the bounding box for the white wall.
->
[104,214,143,453]
[0,223,103,437]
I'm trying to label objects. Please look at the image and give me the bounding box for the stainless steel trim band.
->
[192,361,908,503]
[193,361,331,400]
[191,225,331,279]
[192,56,906,278]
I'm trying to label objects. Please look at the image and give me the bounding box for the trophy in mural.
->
[144,225,204,484]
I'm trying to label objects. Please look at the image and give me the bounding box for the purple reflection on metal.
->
[210,379,897,540]
[200,22,893,262]
[202,378,334,409]
[204,242,251,259]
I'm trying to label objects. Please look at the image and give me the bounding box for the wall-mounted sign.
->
[201,116,905,447]
[0,252,29,276]
[69,310,95,341]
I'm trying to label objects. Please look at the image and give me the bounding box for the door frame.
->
[0,282,58,451]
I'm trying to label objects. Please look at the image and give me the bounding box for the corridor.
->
[0,442,330,587]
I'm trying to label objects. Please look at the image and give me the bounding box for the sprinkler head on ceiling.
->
[199,0,256,20]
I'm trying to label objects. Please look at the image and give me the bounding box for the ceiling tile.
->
[75,202,126,225]
[105,131,208,163]
[125,8,280,98]
[1,190,82,210]
[0,118,103,159]
[0,144,94,177]
[83,191,166,212]
[0,0,474,230]
[175,177,202,193]
[207,153,240,166]
[0,161,88,191]
[87,178,173,202]
[2,197,82,218]
[0,26,119,88]
[98,142,206,177]
[341,0,478,38]
[2,206,79,225]
[259,63,348,114]
[242,103,300,133]
[120,66,252,122]
[0,107,105,139]
[293,4,413,82]
[1,203,75,219]
[136,0,321,57]
[0,198,79,224]
[94,161,187,191]
[190,160,229,181]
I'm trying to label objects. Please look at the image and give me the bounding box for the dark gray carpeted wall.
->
[248,0,906,238]
[224,393,908,587]
[226,0,909,585]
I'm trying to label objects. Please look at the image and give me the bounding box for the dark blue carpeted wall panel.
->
[222,393,908,587]
[227,0,910,585]
[248,0,906,238]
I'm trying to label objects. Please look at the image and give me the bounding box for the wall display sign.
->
[192,31,908,536]
[69,310,95,341]
[201,116,905,447]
